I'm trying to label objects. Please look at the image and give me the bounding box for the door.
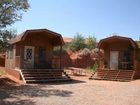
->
[110,51,119,69]
[38,47,47,68]
[24,46,34,69]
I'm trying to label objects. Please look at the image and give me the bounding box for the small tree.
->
[91,61,99,72]
[85,35,96,50]
[69,33,86,51]
[0,0,30,52]
[0,29,16,52]
[0,0,30,28]
[53,46,67,56]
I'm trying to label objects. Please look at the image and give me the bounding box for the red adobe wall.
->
[70,55,95,68]
[54,51,104,69]
[4,68,22,80]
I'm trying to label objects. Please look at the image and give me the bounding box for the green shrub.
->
[69,33,86,51]
[87,62,99,72]
[0,70,6,75]
[85,35,96,50]
[80,48,91,56]
[53,46,67,56]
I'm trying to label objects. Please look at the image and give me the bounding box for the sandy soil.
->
[0,76,140,105]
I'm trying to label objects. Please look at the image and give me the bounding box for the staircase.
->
[21,69,71,84]
[89,69,135,82]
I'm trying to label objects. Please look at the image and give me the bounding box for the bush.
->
[53,46,67,56]
[80,48,91,56]
[85,35,96,50]
[69,33,86,51]
[87,62,99,72]
[0,70,6,75]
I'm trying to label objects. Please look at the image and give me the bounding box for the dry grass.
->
[0,70,6,75]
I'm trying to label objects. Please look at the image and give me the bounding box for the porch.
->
[15,47,62,70]
[90,36,138,81]
[103,50,134,70]
[16,46,70,83]
[11,29,64,70]
[98,36,137,70]
[6,29,71,83]
[89,68,135,82]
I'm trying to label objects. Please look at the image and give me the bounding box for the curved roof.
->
[8,29,64,46]
[98,35,138,49]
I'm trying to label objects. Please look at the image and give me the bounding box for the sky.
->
[10,0,140,41]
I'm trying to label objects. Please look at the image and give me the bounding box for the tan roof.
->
[98,35,138,49]
[9,29,64,45]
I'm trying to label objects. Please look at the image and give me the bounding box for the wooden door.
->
[24,46,34,69]
[110,51,119,69]
[38,47,47,68]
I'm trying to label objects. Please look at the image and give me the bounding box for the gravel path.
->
[0,76,140,105]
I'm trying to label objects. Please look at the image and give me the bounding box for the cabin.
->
[5,29,71,83]
[90,36,140,81]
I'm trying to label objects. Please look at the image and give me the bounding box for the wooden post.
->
[133,49,136,71]
[98,48,100,68]
[60,45,62,69]
[19,44,23,69]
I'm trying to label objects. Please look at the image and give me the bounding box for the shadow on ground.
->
[45,79,86,85]
[0,77,77,105]
[0,99,35,105]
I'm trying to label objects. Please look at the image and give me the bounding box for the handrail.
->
[102,69,110,79]
[131,71,136,80]
[114,70,120,80]
[62,71,71,79]
[89,70,98,79]
[90,68,135,81]
[19,70,26,83]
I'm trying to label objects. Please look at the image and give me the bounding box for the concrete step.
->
[89,69,135,82]
[26,78,72,84]
[21,69,71,84]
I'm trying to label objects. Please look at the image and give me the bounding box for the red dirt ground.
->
[0,76,140,105]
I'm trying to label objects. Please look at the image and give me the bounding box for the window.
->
[26,48,32,60]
